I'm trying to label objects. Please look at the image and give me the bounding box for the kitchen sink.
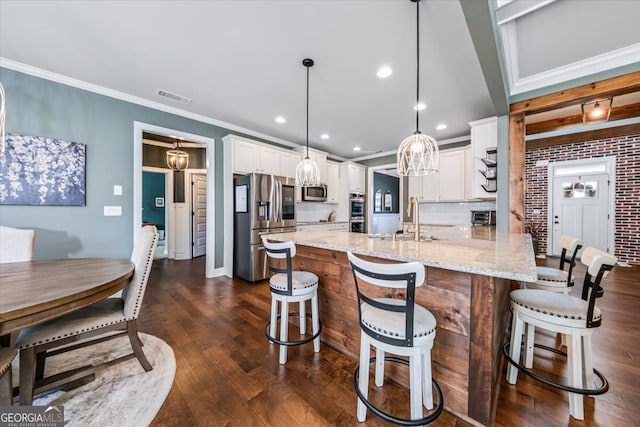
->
[368,233,443,242]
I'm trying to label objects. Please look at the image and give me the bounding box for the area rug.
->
[12,333,175,426]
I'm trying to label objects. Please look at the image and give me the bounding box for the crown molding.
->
[0,57,302,150]
[509,44,640,96]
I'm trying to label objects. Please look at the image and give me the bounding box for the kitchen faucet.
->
[406,195,420,241]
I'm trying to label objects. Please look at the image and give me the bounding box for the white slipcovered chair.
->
[262,237,321,365]
[0,225,35,264]
[15,225,158,404]
[347,252,443,425]
[505,247,617,420]
[523,234,582,294]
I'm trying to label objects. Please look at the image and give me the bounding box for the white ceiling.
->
[1,0,638,159]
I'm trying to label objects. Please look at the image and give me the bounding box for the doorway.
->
[367,163,403,235]
[548,157,615,255]
[192,173,207,257]
[142,168,172,259]
[133,122,217,277]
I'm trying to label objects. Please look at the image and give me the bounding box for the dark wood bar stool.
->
[262,238,321,365]
[347,251,443,425]
[504,246,617,420]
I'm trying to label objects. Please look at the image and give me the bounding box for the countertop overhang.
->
[266,226,537,282]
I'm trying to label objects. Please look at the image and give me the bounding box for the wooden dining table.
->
[0,258,134,336]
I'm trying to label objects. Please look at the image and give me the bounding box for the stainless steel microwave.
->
[301,184,328,202]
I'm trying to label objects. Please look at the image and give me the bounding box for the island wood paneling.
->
[289,245,509,426]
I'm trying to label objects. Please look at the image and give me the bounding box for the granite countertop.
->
[296,221,349,225]
[268,225,537,282]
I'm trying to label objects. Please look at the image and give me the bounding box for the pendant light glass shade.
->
[166,140,189,171]
[397,0,439,177]
[0,83,6,155]
[295,58,321,187]
[397,132,439,176]
[295,156,321,187]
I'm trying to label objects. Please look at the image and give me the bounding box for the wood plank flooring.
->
[140,257,639,426]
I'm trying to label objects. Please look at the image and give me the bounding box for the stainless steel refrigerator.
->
[234,173,297,282]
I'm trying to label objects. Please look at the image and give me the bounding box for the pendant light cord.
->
[306,63,310,159]
[415,0,420,134]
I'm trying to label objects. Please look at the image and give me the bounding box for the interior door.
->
[551,173,609,254]
[192,173,207,257]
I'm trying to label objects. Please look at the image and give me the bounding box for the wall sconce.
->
[581,98,612,124]
[166,139,189,171]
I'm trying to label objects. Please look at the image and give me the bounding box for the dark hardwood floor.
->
[140,256,639,426]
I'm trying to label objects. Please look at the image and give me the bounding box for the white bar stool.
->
[347,252,443,425]
[504,247,617,420]
[522,234,582,294]
[262,237,321,365]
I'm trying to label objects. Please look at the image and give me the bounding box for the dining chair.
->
[0,347,17,405]
[0,225,35,263]
[15,225,159,404]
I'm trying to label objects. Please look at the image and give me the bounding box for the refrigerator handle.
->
[274,180,281,223]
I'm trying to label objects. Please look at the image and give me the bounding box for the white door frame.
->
[133,121,218,278]
[547,156,616,256]
[142,166,173,259]
[367,163,403,235]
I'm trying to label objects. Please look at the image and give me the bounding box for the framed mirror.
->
[374,189,382,212]
[384,190,392,211]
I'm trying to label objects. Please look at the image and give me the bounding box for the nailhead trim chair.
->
[348,252,443,425]
[0,347,17,405]
[505,246,617,420]
[15,225,158,404]
[262,237,321,365]
[523,235,582,294]
[0,225,35,264]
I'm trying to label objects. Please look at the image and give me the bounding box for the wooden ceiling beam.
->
[526,122,640,149]
[526,102,640,134]
[510,71,640,115]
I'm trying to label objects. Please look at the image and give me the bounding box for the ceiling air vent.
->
[156,89,192,105]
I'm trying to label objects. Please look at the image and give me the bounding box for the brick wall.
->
[525,133,639,265]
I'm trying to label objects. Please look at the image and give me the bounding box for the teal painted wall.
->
[0,67,259,266]
[142,172,166,230]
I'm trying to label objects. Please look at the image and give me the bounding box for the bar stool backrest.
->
[262,238,295,296]
[579,247,617,328]
[347,251,425,347]
[557,234,583,283]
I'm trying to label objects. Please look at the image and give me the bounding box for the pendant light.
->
[0,83,6,155]
[397,0,439,176]
[295,58,321,187]
[166,138,189,171]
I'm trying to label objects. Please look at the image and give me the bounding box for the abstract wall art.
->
[0,132,86,206]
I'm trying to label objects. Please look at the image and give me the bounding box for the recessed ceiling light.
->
[275,116,286,123]
[414,103,426,111]
[436,123,447,130]
[353,146,361,152]
[321,134,330,140]
[376,66,393,78]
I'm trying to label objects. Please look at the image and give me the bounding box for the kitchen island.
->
[266,226,536,426]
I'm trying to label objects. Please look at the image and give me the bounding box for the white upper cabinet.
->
[225,134,306,179]
[233,138,260,174]
[438,149,467,201]
[280,151,301,179]
[325,161,340,203]
[469,116,498,200]
[259,145,281,175]
[345,162,365,193]
[406,146,469,202]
